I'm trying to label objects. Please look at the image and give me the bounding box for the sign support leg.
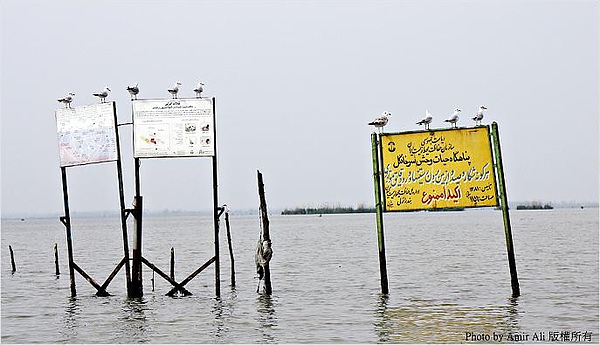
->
[212,97,221,298]
[131,158,143,298]
[60,167,77,297]
[371,133,389,295]
[491,122,520,297]
[114,102,133,296]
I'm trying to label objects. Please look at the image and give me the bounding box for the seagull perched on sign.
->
[472,105,487,126]
[168,81,181,99]
[368,111,392,133]
[57,92,75,108]
[444,108,461,128]
[416,109,434,130]
[126,82,139,100]
[193,82,204,98]
[93,87,111,103]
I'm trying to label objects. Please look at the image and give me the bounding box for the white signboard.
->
[133,98,215,158]
[55,102,118,167]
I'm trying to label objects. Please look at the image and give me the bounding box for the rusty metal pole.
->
[60,166,77,297]
[131,158,143,298]
[211,97,221,298]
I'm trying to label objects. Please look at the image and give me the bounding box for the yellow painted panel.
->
[380,127,498,211]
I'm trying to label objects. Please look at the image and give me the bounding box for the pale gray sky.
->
[1,1,598,216]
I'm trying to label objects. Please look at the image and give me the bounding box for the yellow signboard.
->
[380,127,498,211]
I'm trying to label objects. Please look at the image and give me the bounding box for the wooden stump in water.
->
[257,170,272,295]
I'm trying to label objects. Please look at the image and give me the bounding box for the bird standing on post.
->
[57,92,75,108]
[368,111,392,133]
[444,108,461,128]
[416,109,434,130]
[193,82,204,98]
[93,87,111,103]
[127,82,139,100]
[168,81,181,99]
[472,105,487,126]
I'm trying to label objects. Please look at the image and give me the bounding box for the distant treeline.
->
[281,205,375,215]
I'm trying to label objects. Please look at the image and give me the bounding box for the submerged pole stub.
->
[9,245,16,273]
[224,208,236,288]
[54,243,60,275]
[491,122,520,297]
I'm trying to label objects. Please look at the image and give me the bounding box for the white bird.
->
[93,87,111,103]
[57,92,75,108]
[472,105,487,126]
[127,82,139,100]
[193,82,204,98]
[168,81,181,98]
[368,111,392,133]
[416,109,434,130]
[444,108,461,128]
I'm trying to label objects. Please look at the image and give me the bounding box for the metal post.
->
[170,247,175,281]
[131,158,143,297]
[113,102,133,296]
[225,210,235,288]
[60,166,77,297]
[371,133,389,295]
[211,97,221,298]
[9,245,16,273]
[491,122,520,297]
[54,243,60,275]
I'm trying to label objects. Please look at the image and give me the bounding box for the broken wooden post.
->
[9,245,16,273]
[224,206,236,288]
[256,170,273,294]
[170,247,175,281]
[54,243,60,276]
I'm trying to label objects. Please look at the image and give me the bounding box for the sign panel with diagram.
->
[133,98,214,158]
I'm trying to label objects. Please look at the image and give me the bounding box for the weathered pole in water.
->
[211,97,221,298]
[170,247,175,281]
[491,122,520,297]
[371,133,389,295]
[54,243,60,275]
[9,245,16,273]
[225,209,236,288]
[257,170,272,295]
[60,166,77,297]
[131,158,144,298]
[113,100,132,296]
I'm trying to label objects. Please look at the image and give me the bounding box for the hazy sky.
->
[1,1,598,216]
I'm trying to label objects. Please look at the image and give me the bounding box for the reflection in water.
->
[257,294,278,343]
[61,297,81,341]
[375,295,522,343]
[118,297,150,343]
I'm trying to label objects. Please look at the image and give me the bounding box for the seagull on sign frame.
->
[472,105,487,126]
[416,109,433,130]
[444,108,461,128]
[58,92,75,108]
[168,81,181,99]
[368,111,392,133]
[127,82,139,100]
[193,82,204,98]
[93,86,111,103]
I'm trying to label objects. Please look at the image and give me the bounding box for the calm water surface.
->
[1,209,598,343]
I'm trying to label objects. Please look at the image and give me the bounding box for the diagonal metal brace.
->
[72,262,110,297]
[140,257,192,296]
[166,256,216,297]
[99,256,127,292]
